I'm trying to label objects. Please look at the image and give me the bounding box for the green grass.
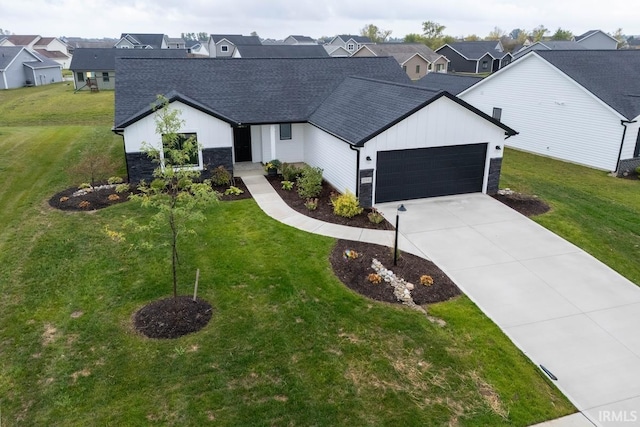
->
[500,148,640,286]
[0,85,574,425]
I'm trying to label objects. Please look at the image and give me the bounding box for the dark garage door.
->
[375,143,487,203]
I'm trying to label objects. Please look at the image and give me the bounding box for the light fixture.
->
[495,145,502,150]
[394,204,407,266]
[366,156,372,161]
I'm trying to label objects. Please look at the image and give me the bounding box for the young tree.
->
[531,25,549,42]
[130,96,219,298]
[485,26,506,41]
[464,34,481,41]
[360,24,392,43]
[403,33,427,44]
[611,28,625,48]
[551,28,573,40]
[68,128,119,188]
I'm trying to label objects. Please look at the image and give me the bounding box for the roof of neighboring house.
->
[309,77,515,146]
[184,39,203,48]
[513,41,587,58]
[4,35,40,46]
[534,50,640,119]
[70,48,188,71]
[114,56,412,129]
[414,73,482,94]
[287,35,315,43]
[35,37,56,46]
[167,38,185,44]
[66,39,116,49]
[235,45,329,58]
[210,34,262,46]
[574,30,618,43]
[34,49,70,59]
[119,33,167,49]
[336,35,372,44]
[438,41,508,59]
[0,46,24,69]
[324,46,350,56]
[360,43,444,64]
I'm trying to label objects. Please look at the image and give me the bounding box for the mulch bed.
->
[133,296,213,339]
[330,240,461,306]
[491,191,551,217]
[48,178,251,211]
[266,175,393,230]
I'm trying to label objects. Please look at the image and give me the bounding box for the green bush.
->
[635,165,640,176]
[332,190,363,218]
[115,183,130,193]
[367,208,385,224]
[224,186,244,196]
[211,165,232,186]
[281,180,294,191]
[304,198,318,210]
[281,163,303,181]
[296,166,323,199]
[108,176,124,185]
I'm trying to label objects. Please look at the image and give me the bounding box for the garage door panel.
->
[375,144,487,203]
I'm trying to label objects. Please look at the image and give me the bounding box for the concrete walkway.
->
[241,173,640,427]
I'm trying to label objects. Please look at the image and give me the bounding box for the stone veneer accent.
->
[487,157,502,195]
[126,147,234,183]
[358,169,374,207]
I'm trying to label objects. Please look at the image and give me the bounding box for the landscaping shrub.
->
[367,208,384,224]
[304,198,318,210]
[297,166,323,199]
[281,180,294,191]
[224,186,244,196]
[332,190,363,218]
[281,163,303,181]
[211,165,232,186]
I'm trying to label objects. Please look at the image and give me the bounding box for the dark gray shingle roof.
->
[414,73,482,94]
[310,77,515,145]
[70,48,188,71]
[363,43,443,63]
[337,35,372,44]
[236,45,329,58]
[536,50,640,119]
[114,57,411,128]
[440,41,506,59]
[119,33,166,49]
[288,35,315,43]
[210,35,262,46]
[0,46,24,69]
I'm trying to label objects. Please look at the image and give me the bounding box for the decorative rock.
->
[406,283,414,291]
[370,258,426,314]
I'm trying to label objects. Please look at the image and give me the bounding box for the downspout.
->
[112,128,130,181]
[349,144,360,196]
[615,119,637,175]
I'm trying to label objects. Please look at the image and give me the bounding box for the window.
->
[77,72,84,82]
[428,63,433,70]
[162,133,199,167]
[482,60,489,70]
[102,72,109,82]
[221,45,229,52]
[280,123,292,140]
[415,64,421,74]
[492,108,502,121]
[436,63,444,72]
[402,65,407,72]
[634,129,640,158]
[347,43,354,51]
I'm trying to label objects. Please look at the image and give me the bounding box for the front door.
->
[233,127,252,162]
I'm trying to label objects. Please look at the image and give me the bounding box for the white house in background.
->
[185,39,209,56]
[574,30,619,49]
[114,57,514,205]
[352,43,449,80]
[207,34,262,58]
[0,35,72,68]
[460,50,640,175]
[326,35,373,55]
[283,35,317,45]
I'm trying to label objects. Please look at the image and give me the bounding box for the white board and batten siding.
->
[304,125,357,195]
[361,97,505,200]
[460,54,626,171]
[123,101,233,153]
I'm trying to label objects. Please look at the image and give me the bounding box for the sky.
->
[0,0,636,41]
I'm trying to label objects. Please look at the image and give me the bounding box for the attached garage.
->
[375,143,488,203]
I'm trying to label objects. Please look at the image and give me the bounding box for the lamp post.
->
[394,204,406,266]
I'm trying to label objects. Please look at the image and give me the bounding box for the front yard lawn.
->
[500,148,640,286]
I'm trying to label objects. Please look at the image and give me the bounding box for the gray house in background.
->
[232,45,329,58]
[115,33,168,49]
[415,73,482,94]
[574,30,619,49]
[0,46,62,89]
[208,35,262,58]
[513,41,587,59]
[69,48,188,90]
[436,41,512,73]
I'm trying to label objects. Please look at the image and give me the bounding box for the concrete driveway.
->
[377,194,640,427]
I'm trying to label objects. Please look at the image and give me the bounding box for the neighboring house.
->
[284,35,316,45]
[436,41,512,73]
[415,73,482,94]
[513,41,586,59]
[167,38,186,49]
[0,35,40,48]
[115,33,168,49]
[64,37,118,53]
[33,49,72,69]
[352,43,449,80]
[208,34,262,58]
[459,50,640,175]
[232,45,329,58]
[574,30,619,49]
[1,35,72,68]
[327,35,373,55]
[69,48,188,90]
[0,46,62,89]
[113,56,515,205]
[324,45,351,57]
[185,39,209,56]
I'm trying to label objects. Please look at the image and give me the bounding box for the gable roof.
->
[414,73,482,94]
[119,33,167,49]
[574,30,618,44]
[333,35,372,44]
[235,45,329,58]
[210,35,262,46]
[4,35,40,46]
[34,49,70,59]
[0,46,25,69]
[438,41,507,60]
[35,37,57,46]
[513,40,587,59]
[324,46,351,56]
[360,43,444,64]
[309,77,515,146]
[286,35,316,43]
[534,50,640,119]
[114,57,411,129]
[70,48,188,71]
